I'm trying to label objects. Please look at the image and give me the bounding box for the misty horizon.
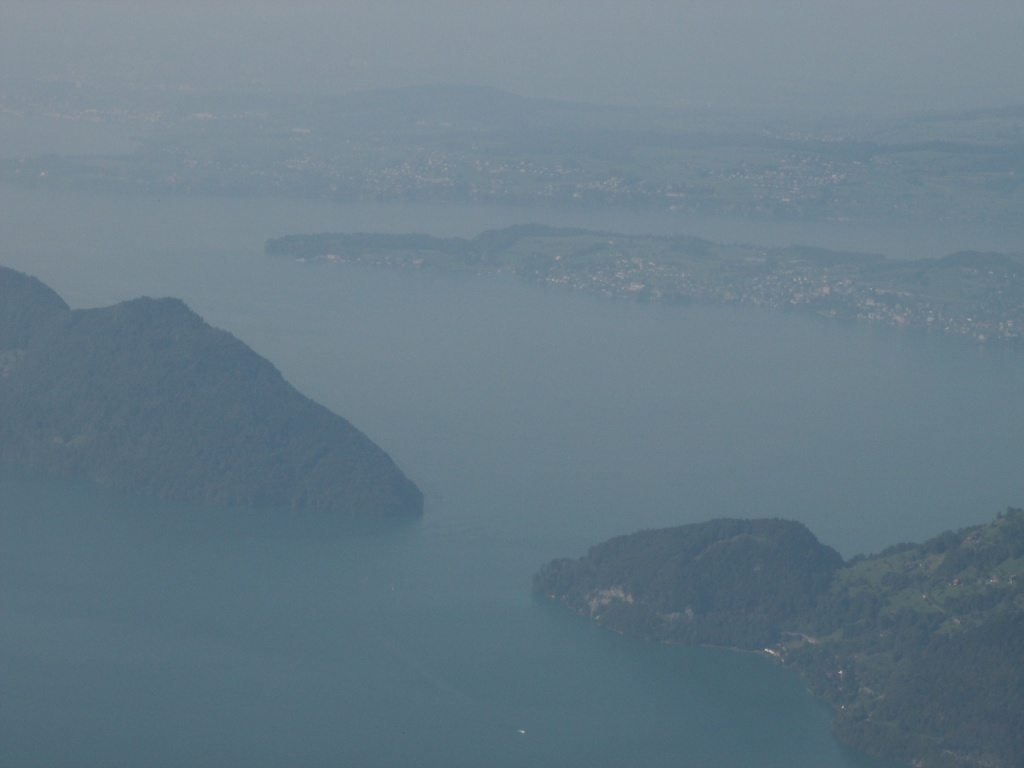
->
[3,1,1024,118]
[2,3,1023,767]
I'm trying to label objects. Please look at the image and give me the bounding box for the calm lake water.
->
[2,187,1022,767]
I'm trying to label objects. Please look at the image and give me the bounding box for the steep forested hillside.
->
[0,265,423,518]
[0,265,69,347]
[534,518,844,649]
[534,511,1024,768]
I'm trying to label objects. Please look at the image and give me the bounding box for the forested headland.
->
[533,512,1024,768]
[0,265,423,518]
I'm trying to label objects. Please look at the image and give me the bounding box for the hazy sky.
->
[3,1,1024,116]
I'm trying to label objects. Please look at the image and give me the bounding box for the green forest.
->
[0,265,422,518]
[533,512,1024,768]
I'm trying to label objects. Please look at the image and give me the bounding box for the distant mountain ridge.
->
[0,265,423,517]
[5,82,1022,225]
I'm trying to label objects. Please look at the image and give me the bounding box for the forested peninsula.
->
[0,265,423,518]
[267,226,1024,348]
[533,513,1024,768]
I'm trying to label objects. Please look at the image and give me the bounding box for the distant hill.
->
[0,265,423,518]
[534,512,1024,768]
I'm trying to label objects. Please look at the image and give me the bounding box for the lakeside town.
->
[3,84,1021,226]
[5,83,1021,347]
[267,228,1024,348]
[519,246,1023,346]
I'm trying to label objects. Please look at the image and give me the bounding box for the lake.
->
[2,187,1022,767]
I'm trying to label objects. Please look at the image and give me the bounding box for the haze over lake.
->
[2,3,1023,765]
[4,1,1024,115]
[2,187,1022,767]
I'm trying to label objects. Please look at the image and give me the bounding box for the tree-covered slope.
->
[0,265,69,348]
[534,518,844,649]
[0,265,423,517]
[534,511,1024,768]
